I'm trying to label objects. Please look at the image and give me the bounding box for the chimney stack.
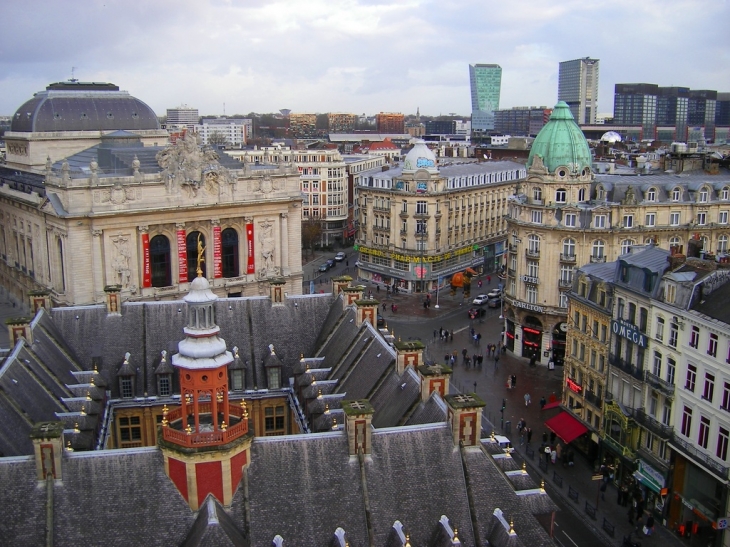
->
[444,393,486,447]
[342,399,374,456]
[393,339,425,375]
[31,421,65,480]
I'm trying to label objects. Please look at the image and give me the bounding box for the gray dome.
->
[11,81,160,133]
[403,139,438,174]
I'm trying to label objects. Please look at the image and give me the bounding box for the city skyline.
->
[1,0,729,118]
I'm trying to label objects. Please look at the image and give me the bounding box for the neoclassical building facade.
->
[354,140,525,293]
[0,82,304,306]
[504,101,730,365]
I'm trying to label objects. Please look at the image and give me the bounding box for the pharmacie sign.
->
[611,318,647,348]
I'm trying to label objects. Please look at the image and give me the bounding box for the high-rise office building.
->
[469,64,502,132]
[558,57,599,124]
[166,104,199,130]
[375,112,405,134]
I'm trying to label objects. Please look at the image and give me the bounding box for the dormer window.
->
[647,188,656,202]
[722,187,729,200]
[117,352,135,398]
[157,374,172,396]
[699,188,709,203]
[267,366,281,389]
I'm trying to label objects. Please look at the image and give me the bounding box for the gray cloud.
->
[1,0,728,117]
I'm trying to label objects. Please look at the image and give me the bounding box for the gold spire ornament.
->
[196,234,206,277]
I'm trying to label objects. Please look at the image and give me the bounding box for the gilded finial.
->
[332,416,338,430]
[405,534,411,547]
[216,392,223,403]
[317,388,323,399]
[220,421,227,431]
[491,431,495,440]
[79,405,86,416]
[162,404,169,417]
[522,461,526,471]
[196,233,205,277]
[300,353,304,361]
[324,403,330,414]
[540,479,545,491]
[85,391,92,401]
[185,424,193,435]
[89,376,95,386]
[453,526,459,541]
[509,519,515,534]
[66,441,73,452]
[73,422,80,433]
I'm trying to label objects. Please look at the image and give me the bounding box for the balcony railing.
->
[636,446,670,474]
[644,371,675,396]
[558,279,573,288]
[162,402,249,448]
[584,391,603,409]
[560,253,577,263]
[632,408,673,439]
[671,433,729,480]
[590,255,606,263]
[608,354,645,381]
[525,249,540,259]
[602,434,635,459]
[507,268,516,278]
[509,244,517,253]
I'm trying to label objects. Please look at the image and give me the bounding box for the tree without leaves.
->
[301,217,323,258]
[208,131,230,147]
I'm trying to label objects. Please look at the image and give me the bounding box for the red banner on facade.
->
[213,225,222,278]
[142,233,151,287]
[177,229,187,282]
[246,223,255,274]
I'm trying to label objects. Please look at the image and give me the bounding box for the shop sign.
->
[716,518,728,530]
[611,318,647,348]
[566,378,582,393]
[514,301,544,313]
[521,275,540,284]
[637,460,664,490]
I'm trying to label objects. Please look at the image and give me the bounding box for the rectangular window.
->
[594,215,606,228]
[655,317,664,341]
[645,213,656,227]
[719,427,730,461]
[264,406,286,435]
[690,326,700,349]
[681,406,693,437]
[120,377,133,398]
[564,213,576,227]
[723,382,730,411]
[709,333,718,357]
[697,212,707,226]
[704,373,715,402]
[670,212,680,226]
[623,215,633,228]
[118,416,142,443]
[669,322,678,348]
[720,211,729,225]
[653,352,662,376]
[158,375,171,397]
[667,358,676,385]
[532,210,542,223]
[230,369,244,391]
[416,200,427,214]
[526,285,538,304]
[686,364,697,391]
[698,416,710,449]
[601,324,607,342]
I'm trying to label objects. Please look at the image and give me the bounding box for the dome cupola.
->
[403,139,438,175]
[527,101,592,176]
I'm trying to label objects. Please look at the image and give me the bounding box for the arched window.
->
[621,239,635,255]
[186,231,206,281]
[592,240,605,259]
[578,188,585,201]
[718,235,728,253]
[672,187,682,201]
[700,236,709,250]
[562,238,576,258]
[647,188,656,202]
[555,188,567,203]
[669,236,681,249]
[221,228,239,278]
[150,235,171,287]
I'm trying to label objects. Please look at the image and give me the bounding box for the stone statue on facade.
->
[258,219,277,278]
[156,131,230,198]
[111,234,132,288]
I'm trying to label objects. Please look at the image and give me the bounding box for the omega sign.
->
[611,318,647,348]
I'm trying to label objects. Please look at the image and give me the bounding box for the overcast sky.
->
[2,0,729,118]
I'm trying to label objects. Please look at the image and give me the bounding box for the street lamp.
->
[434,276,440,309]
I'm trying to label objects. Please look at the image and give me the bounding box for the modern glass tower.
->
[558,57,599,124]
[469,64,502,132]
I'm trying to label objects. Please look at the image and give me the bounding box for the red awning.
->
[544,411,588,444]
[542,401,561,411]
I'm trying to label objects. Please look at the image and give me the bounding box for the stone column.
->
[91,229,103,302]
[280,212,289,276]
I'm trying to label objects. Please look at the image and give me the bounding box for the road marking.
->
[562,531,579,547]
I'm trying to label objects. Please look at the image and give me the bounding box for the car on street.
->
[467,308,487,319]
[326,259,335,268]
[318,262,330,272]
[377,313,385,327]
[334,252,346,262]
[487,288,502,298]
[487,296,502,308]
[472,294,489,305]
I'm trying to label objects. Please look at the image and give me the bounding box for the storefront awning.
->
[542,401,561,411]
[633,471,661,494]
[544,411,588,444]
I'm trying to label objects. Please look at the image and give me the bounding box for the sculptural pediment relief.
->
[156,131,233,198]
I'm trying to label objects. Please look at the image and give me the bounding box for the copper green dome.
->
[527,101,592,174]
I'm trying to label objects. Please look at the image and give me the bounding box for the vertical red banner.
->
[246,223,255,274]
[213,225,222,278]
[142,233,151,288]
[176,229,187,282]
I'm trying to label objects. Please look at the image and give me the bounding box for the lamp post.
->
[435,276,440,309]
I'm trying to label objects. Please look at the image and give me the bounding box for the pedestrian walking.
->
[433,329,438,341]
[511,374,517,389]
[542,431,548,444]
[539,396,546,409]
[526,427,533,445]
[382,303,386,312]
[487,275,491,284]
[550,447,557,464]
[524,393,531,406]
[449,331,453,342]
[544,445,551,464]
[494,354,500,368]
[529,353,537,367]
[439,326,443,339]
[462,348,468,362]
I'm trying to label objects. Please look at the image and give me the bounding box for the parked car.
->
[467,308,487,319]
[318,262,330,272]
[472,294,489,305]
[326,259,335,269]
[487,296,502,308]
[377,313,385,327]
[334,252,346,262]
[487,288,502,298]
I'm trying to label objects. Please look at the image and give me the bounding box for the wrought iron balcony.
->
[584,391,603,409]
[632,408,673,439]
[509,244,517,253]
[602,434,635,459]
[644,371,675,397]
[560,253,577,263]
[558,279,573,289]
[671,433,729,480]
[590,255,606,263]
[525,248,540,259]
[507,268,516,278]
[636,446,670,474]
[608,354,645,380]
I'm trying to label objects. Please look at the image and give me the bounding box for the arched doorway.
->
[186,231,206,281]
[150,235,171,287]
[522,316,543,360]
[552,322,568,366]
